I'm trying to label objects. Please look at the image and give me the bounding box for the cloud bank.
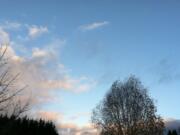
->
[33,110,98,135]
[0,20,98,135]
[165,118,180,130]
[0,22,96,105]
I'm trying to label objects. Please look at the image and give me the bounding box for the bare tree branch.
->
[0,44,30,118]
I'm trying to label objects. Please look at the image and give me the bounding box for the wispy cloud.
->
[28,25,48,38]
[0,21,21,30]
[39,77,96,93]
[80,21,109,31]
[36,110,63,122]
[154,59,180,84]
[69,112,90,121]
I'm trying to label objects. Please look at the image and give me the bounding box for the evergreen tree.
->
[172,130,178,135]
[0,115,59,135]
[168,130,172,135]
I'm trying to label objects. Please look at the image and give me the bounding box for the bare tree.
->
[0,45,30,117]
[92,76,164,135]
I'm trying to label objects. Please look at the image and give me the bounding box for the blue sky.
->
[0,0,180,133]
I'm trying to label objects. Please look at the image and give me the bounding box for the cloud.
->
[34,110,98,135]
[1,40,96,105]
[0,21,21,30]
[32,48,50,58]
[0,21,50,42]
[80,21,109,31]
[36,110,63,122]
[38,74,96,93]
[28,25,48,38]
[0,23,98,135]
[0,28,10,44]
[58,122,98,135]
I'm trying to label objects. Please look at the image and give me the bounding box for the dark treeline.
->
[167,129,179,135]
[0,115,59,135]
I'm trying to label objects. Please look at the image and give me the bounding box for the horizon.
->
[0,0,180,134]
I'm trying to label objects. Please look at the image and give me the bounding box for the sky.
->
[0,0,180,134]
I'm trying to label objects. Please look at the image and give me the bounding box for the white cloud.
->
[0,45,24,62]
[80,21,109,31]
[0,28,10,44]
[0,21,50,41]
[28,25,48,38]
[32,48,49,58]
